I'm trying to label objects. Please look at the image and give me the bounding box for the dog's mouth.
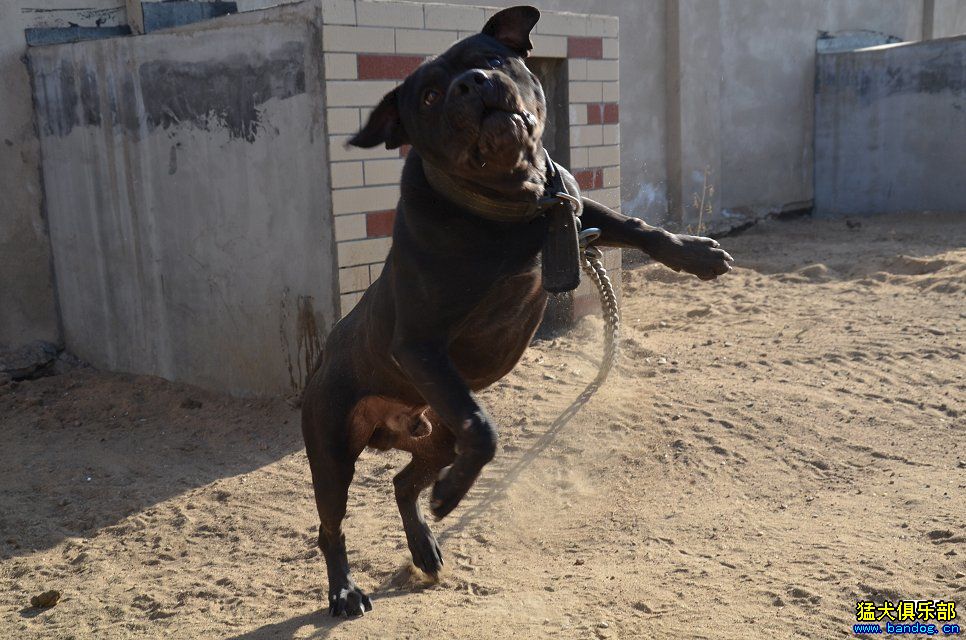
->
[472,107,538,169]
[481,106,537,134]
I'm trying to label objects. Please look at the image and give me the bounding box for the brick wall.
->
[319,0,620,316]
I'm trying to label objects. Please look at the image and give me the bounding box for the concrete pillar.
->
[126,0,145,35]
[665,0,722,232]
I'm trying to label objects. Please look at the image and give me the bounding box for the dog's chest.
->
[448,267,548,389]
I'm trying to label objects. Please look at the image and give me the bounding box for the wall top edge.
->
[371,0,619,21]
[824,33,966,57]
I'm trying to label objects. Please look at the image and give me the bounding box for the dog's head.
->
[349,6,546,195]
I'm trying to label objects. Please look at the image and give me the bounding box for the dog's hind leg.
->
[302,378,372,617]
[393,421,456,577]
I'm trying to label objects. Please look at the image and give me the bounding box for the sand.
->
[2,211,964,639]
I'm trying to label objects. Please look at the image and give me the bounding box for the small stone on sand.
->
[30,589,60,608]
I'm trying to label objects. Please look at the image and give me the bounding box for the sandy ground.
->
[1,212,964,639]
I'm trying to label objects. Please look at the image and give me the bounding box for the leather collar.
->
[422,149,574,223]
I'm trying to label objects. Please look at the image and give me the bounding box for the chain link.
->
[580,245,620,383]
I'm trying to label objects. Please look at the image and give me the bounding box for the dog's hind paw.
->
[408,527,444,578]
[328,583,373,617]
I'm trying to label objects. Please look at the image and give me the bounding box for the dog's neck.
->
[421,148,564,222]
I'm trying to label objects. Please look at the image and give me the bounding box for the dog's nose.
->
[455,70,490,96]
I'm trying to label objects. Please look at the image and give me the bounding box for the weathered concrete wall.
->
[717,1,923,218]
[929,0,966,39]
[0,3,120,348]
[29,3,339,395]
[814,35,966,216]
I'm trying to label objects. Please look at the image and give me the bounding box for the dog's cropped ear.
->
[349,88,408,149]
[482,6,540,57]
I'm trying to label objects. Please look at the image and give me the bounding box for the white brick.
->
[601,247,621,269]
[568,104,588,126]
[333,185,400,215]
[324,53,357,80]
[602,81,619,102]
[335,214,367,241]
[602,166,620,188]
[536,12,587,37]
[602,124,620,145]
[425,4,484,30]
[570,124,602,148]
[602,17,619,38]
[326,108,360,135]
[586,59,619,81]
[328,135,401,161]
[364,158,405,185]
[338,237,393,267]
[368,262,384,282]
[586,16,606,37]
[530,34,567,58]
[340,292,364,315]
[331,161,364,188]
[395,28,458,54]
[567,58,587,81]
[321,0,356,25]
[326,80,398,107]
[588,145,620,167]
[569,81,602,103]
[323,25,395,53]
[570,146,589,169]
[339,265,371,293]
[602,37,619,60]
[586,187,621,209]
[357,1,423,28]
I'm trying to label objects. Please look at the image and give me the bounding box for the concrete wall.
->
[28,3,339,395]
[716,1,923,218]
[814,35,966,216]
[929,0,966,39]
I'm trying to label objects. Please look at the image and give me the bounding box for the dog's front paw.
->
[328,580,373,617]
[656,233,733,280]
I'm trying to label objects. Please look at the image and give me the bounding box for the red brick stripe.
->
[574,169,603,191]
[357,54,424,80]
[602,102,619,124]
[567,36,602,59]
[586,103,619,125]
[366,210,395,237]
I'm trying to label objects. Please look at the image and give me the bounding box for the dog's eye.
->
[422,88,441,106]
[487,56,504,68]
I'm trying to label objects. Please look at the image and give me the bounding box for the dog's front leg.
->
[391,340,497,520]
[580,197,734,280]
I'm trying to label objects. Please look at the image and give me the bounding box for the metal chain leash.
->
[578,229,620,383]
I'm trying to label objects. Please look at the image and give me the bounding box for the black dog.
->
[302,5,733,616]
